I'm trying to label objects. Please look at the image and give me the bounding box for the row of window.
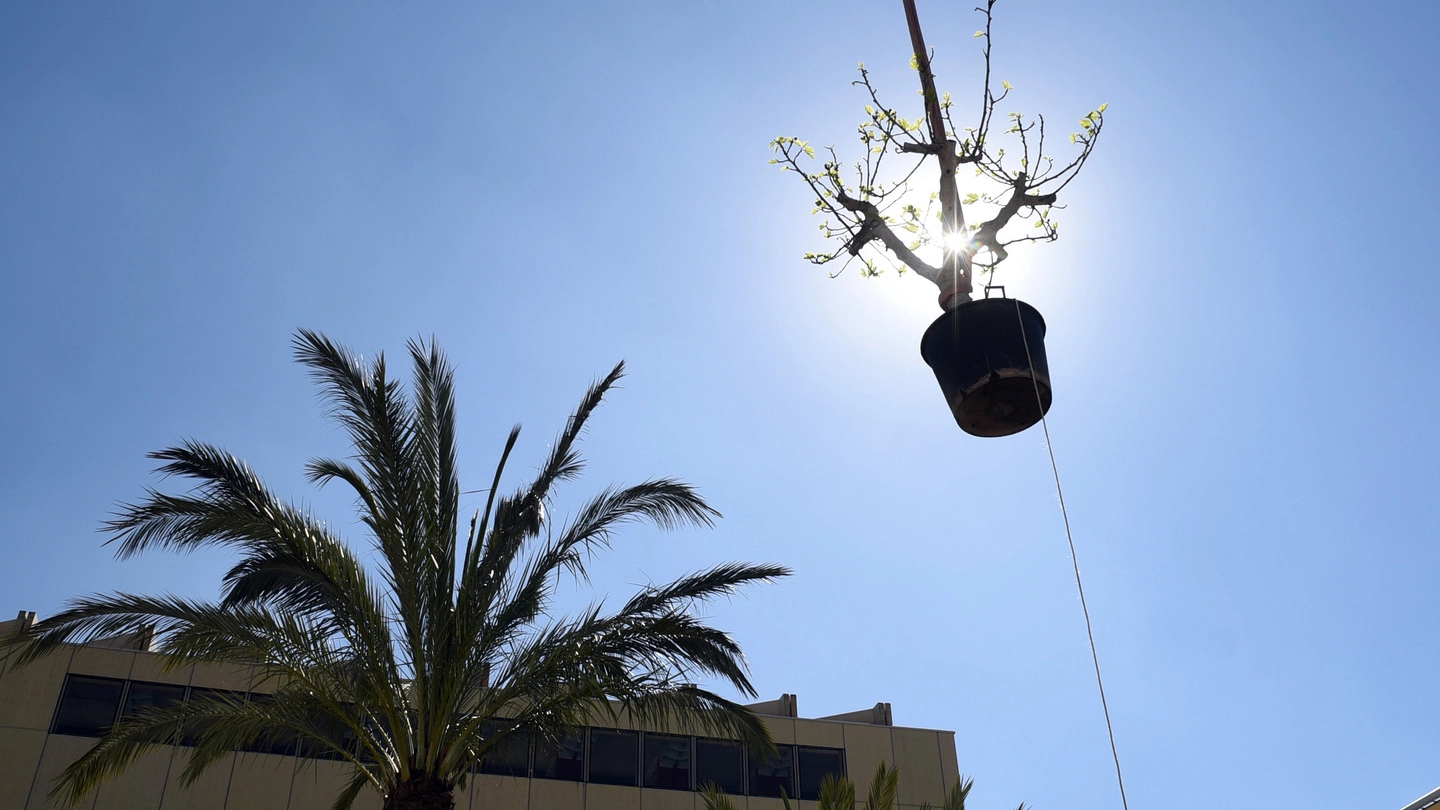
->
[50,675,847,799]
[472,723,846,799]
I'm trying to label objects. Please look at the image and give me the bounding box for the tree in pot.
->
[2,331,789,810]
[769,0,1106,436]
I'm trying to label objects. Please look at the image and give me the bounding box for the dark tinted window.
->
[695,738,745,795]
[187,687,244,708]
[797,746,846,800]
[243,693,296,756]
[533,728,585,781]
[52,676,125,736]
[118,681,188,744]
[123,682,187,718]
[296,707,356,761]
[478,721,531,777]
[587,728,638,786]
[182,687,245,746]
[643,733,692,790]
[748,745,795,798]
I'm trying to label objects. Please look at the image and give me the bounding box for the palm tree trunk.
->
[383,775,455,810]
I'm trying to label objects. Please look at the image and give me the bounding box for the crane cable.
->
[1015,298,1131,810]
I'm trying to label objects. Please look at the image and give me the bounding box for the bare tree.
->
[770,0,1105,310]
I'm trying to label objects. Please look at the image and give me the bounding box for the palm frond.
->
[699,782,743,810]
[405,336,460,551]
[821,773,858,810]
[864,761,901,810]
[459,425,521,603]
[105,440,301,559]
[538,361,626,486]
[330,766,380,810]
[943,775,974,810]
[14,335,785,808]
[555,480,722,562]
[305,457,381,519]
[48,707,189,805]
[622,685,775,755]
[619,562,792,619]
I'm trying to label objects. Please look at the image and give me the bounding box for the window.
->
[478,721,531,777]
[186,686,244,708]
[46,674,855,799]
[695,738,745,796]
[296,707,357,761]
[115,681,188,743]
[642,733,692,790]
[243,693,297,756]
[797,746,846,800]
[123,681,187,718]
[52,676,125,737]
[587,728,638,786]
[748,745,795,798]
[181,687,245,746]
[533,728,585,781]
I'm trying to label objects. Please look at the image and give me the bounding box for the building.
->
[0,612,962,810]
[1402,787,1440,810]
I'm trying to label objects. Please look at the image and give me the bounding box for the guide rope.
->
[1014,298,1131,810]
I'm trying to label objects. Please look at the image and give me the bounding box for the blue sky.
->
[3,1,1439,808]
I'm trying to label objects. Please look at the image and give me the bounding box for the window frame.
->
[694,736,748,797]
[241,692,298,756]
[641,732,694,791]
[586,727,639,787]
[532,727,586,782]
[180,686,247,747]
[796,745,848,801]
[50,674,127,738]
[747,743,797,798]
[476,719,533,777]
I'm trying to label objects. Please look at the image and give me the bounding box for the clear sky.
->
[3,1,1438,808]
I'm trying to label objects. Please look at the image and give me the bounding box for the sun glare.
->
[940,229,974,260]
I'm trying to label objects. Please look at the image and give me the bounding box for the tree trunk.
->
[383,774,456,810]
[901,0,972,309]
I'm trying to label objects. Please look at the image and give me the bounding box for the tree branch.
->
[769,0,1105,308]
[970,172,1057,263]
[834,188,942,285]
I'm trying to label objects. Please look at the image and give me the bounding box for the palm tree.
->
[3,331,790,810]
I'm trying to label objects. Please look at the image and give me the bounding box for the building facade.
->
[1402,787,1440,810]
[0,612,961,810]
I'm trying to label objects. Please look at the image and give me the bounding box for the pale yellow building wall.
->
[224,753,295,809]
[1,644,962,810]
[470,774,527,810]
[633,787,695,810]
[0,647,74,731]
[0,727,47,810]
[91,748,173,810]
[25,735,98,810]
[837,721,895,798]
[156,751,235,810]
[69,646,136,681]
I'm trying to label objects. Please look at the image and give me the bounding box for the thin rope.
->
[1014,298,1131,810]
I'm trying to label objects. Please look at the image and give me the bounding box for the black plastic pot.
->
[920,297,1052,437]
